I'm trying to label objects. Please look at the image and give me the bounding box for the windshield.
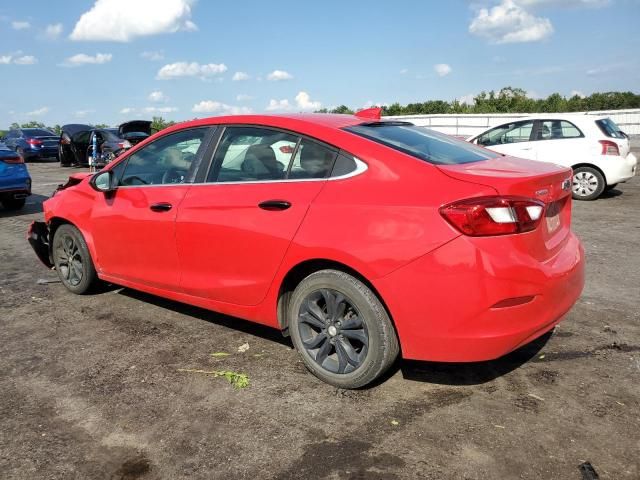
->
[23,128,55,137]
[595,118,626,139]
[344,123,499,165]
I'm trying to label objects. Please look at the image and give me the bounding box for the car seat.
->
[241,144,284,179]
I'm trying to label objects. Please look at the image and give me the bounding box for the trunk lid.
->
[32,135,60,149]
[119,120,152,137]
[438,156,574,262]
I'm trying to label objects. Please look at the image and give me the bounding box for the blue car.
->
[0,143,31,210]
[2,127,59,162]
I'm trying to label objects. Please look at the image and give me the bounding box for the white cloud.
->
[14,55,37,65]
[70,0,196,42]
[148,90,168,102]
[232,71,250,81]
[434,63,452,77]
[469,0,553,44]
[120,107,134,114]
[265,99,292,111]
[267,70,293,81]
[0,54,38,65]
[45,23,63,39]
[74,109,95,118]
[570,90,586,98]
[457,94,476,105]
[399,68,408,74]
[62,53,112,67]
[157,61,227,80]
[191,100,252,115]
[141,50,164,61]
[295,91,321,110]
[518,0,610,7]
[236,94,254,101]
[144,106,178,114]
[27,107,49,116]
[12,21,30,30]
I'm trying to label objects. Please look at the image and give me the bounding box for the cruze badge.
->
[535,188,549,197]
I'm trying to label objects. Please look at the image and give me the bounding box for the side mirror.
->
[90,170,116,193]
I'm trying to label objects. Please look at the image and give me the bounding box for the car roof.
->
[161,113,366,134]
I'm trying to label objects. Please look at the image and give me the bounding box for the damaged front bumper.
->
[27,221,53,268]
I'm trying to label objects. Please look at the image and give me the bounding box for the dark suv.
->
[3,128,59,162]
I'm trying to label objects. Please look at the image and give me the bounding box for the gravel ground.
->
[1,156,639,480]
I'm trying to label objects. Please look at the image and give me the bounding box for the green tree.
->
[151,116,176,133]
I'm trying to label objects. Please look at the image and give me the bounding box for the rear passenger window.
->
[210,127,298,182]
[330,154,358,177]
[476,120,534,147]
[288,139,337,179]
[537,120,583,140]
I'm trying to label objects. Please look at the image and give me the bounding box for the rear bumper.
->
[606,152,637,185]
[23,148,59,161]
[375,232,585,362]
[27,221,53,268]
[0,175,31,197]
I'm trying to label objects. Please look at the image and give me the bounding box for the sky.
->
[0,0,639,127]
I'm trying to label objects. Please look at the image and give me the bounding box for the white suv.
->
[468,115,637,200]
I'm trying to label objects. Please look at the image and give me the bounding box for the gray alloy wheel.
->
[288,269,399,389]
[52,224,97,294]
[572,166,605,201]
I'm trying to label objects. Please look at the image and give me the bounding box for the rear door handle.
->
[150,202,173,212]
[258,200,291,211]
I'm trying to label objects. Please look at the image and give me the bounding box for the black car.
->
[2,128,59,161]
[59,121,152,167]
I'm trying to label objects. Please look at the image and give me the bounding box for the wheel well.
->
[572,163,607,184]
[276,259,395,336]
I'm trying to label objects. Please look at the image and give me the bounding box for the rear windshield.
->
[595,118,626,139]
[344,123,499,165]
[23,128,55,137]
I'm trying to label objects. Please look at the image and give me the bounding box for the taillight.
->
[279,145,294,154]
[1,155,24,164]
[440,196,545,237]
[26,138,43,146]
[118,140,132,149]
[599,140,619,156]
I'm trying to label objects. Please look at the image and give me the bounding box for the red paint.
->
[39,113,585,362]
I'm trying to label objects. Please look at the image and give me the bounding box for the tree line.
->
[315,87,640,116]
[3,88,639,138]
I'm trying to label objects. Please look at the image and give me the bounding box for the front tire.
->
[572,167,605,201]
[52,224,98,294]
[288,269,399,389]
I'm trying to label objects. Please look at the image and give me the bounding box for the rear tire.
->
[572,167,605,201]
[288,269,399,389]
[1,197,26,210]
[52,224,98,294]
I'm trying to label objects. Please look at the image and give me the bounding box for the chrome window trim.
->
[115,156,367,189]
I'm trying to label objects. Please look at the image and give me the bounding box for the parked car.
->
[2,127,59,162]
[27,110,585,388]
[468,114,637,200]
[59,121,152,167]
[0,142,31,210]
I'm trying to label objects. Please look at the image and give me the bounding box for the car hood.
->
[119,120,152,136]
[61,124,94,136]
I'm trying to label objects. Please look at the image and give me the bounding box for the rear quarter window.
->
[344,123,498,165]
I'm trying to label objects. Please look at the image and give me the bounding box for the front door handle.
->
[150,202,173,212]
[258,200,291,211]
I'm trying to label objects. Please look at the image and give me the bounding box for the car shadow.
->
[0,193,47,218]
[117,288,292,348]
[599,188,623,199]
[397,331,553,386]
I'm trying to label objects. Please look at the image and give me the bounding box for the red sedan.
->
[28,109,585,388]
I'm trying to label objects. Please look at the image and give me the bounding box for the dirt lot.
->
[1,158,639,480]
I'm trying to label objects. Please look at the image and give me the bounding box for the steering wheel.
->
[162,168,187,184]
[122,175,149,186]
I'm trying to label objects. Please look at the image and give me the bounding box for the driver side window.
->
[119,128,208,186]
[478,120,534,147]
